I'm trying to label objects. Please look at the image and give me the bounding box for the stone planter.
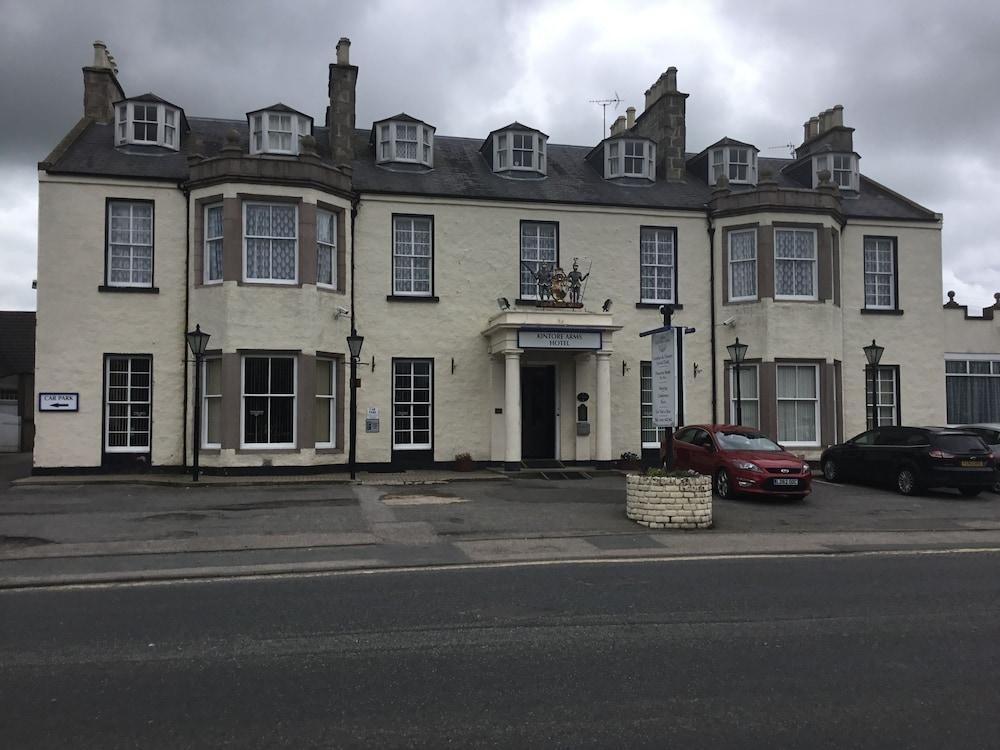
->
[625,474,713,529]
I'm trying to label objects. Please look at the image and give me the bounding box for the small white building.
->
[31,39,1000,474]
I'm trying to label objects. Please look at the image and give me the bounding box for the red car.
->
[672,424,812,499]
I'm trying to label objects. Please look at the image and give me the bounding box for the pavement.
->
[3,450,1000,587]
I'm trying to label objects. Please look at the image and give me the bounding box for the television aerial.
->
[589,92,622,138]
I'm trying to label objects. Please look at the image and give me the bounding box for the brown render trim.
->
[819,362,836,446]
[832,229,841,307]
[222,198,241,282]
[757,224,774,299]
[299,203,317,286]
[220,353,241,450]
[758,362,777,439]
[193,193,223,287]
[298,353,316,450]
[834,359,844,443]
[721,222,758,305]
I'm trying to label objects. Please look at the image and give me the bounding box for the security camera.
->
[722,317,736,327]
[334,305,350,319]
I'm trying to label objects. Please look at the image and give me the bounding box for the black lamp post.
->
[185,324,211,482]
[346,329,364,480]
[727,337,749,425]
[863,338,885,429]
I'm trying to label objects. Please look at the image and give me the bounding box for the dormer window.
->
[375,116,435,167]
[710,144,758,185]
[488,124,548,176]
[814,153,859,191]
[114,98,184,150]
[604,138,655,180]
[247,105,313,156]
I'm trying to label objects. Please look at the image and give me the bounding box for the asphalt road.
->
[3,552,999,749]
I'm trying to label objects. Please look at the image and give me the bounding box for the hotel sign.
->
[650,330,676,427]
[517,329,602,350]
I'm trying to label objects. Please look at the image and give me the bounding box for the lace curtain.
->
[774,229,815,297]
[729,230,756,299]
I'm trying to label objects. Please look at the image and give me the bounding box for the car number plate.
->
[773,478,799,486]
[960,460,984,467]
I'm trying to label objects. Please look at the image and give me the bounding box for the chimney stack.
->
[626,106,636,129]
[83,40,124,123]
[634,66,688,180]
[327,36,358,168]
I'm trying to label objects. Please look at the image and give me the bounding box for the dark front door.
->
[521,365,556,459]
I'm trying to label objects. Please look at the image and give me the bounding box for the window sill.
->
[98,285,159,294]
[239,280,302,288]
[235,447,301,454]
[317,284,345,294]
[386,294,439,302]
[635,302,683,310]
[860,308,904,316]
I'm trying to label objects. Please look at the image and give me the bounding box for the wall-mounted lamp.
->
[497,297,511,311]
[451,357,456,374]
[602,298,612,312]
[693,362,701,378]
[622,359,630,376]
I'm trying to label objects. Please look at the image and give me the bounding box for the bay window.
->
[604,138,655,180]
[375,118,435,167]
[317,209,337,288]
[814,153,859,190]
[248,109,313,156]
[776,364,819,445]
[709,144,758,185]
[730,365,760,428]
[242,356,296,448]
[114,100,183,150]
[204,204,223,284]
[492,128,548,175]
[243,202,297,283]
[728,229,757,301]
[774,228,817,300]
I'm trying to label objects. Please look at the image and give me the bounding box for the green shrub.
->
[644,467,700,478]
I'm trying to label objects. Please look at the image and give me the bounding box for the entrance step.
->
[520,459,565,469]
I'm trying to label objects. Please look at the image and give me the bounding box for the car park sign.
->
[38,393,79,412]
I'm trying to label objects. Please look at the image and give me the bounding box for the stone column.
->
[595,351,613,465]
[504,350,522,471]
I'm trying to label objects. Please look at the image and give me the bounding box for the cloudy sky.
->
[1,0,997,311]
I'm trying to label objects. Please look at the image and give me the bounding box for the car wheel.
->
[993,479,1000,494]
[896,466,920,496]
[960,487,982,498]
[715,468,733,499]
[822,459,839,482]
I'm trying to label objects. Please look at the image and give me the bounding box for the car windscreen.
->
[714,431,782,452]
[932,434,988,453]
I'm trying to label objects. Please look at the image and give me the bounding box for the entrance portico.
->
[483,309,621,470]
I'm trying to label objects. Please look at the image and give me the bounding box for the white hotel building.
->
[31,39,1000,474]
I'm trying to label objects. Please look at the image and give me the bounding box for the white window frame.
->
[493,130,548,175]
[392,215,433,296]
[813,153,859,190]
[242,202,299,285]
[392,359,433,450]
[240,355,297,449]
[315,357,337,449]
[773,228,818,301]
[866,365,898,428]
[639,227,675,304]
[375,121,435,167]
[202,356,222,449]
[104,355,152,453]
[729,364,760,428]
[710,145,758,186]
[864,236,895,309]
[114,102,182,151]
[248,112,312,156]
[107,200,154,288]
[640,361,667,448]
[728,228,757,302]
[605,139,656,180]
[204,203,224,285]
[776,364,820,447]
[519,222,558,300]
[944,354,1000,425]
[316,208,337,289]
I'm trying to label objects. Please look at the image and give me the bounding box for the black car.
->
[820,426,995,496]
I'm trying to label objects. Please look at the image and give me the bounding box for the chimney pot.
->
[92,41,108,68]
[626,106,636,128]
[336,37,351,65]
[808,116,820,139]
[803,121,811,142]
[665,66,677,92]
[831,104,844,128]
[610,115,627,136]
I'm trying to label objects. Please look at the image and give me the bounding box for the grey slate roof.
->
[0,311,35,376]
[43,117,937,220]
